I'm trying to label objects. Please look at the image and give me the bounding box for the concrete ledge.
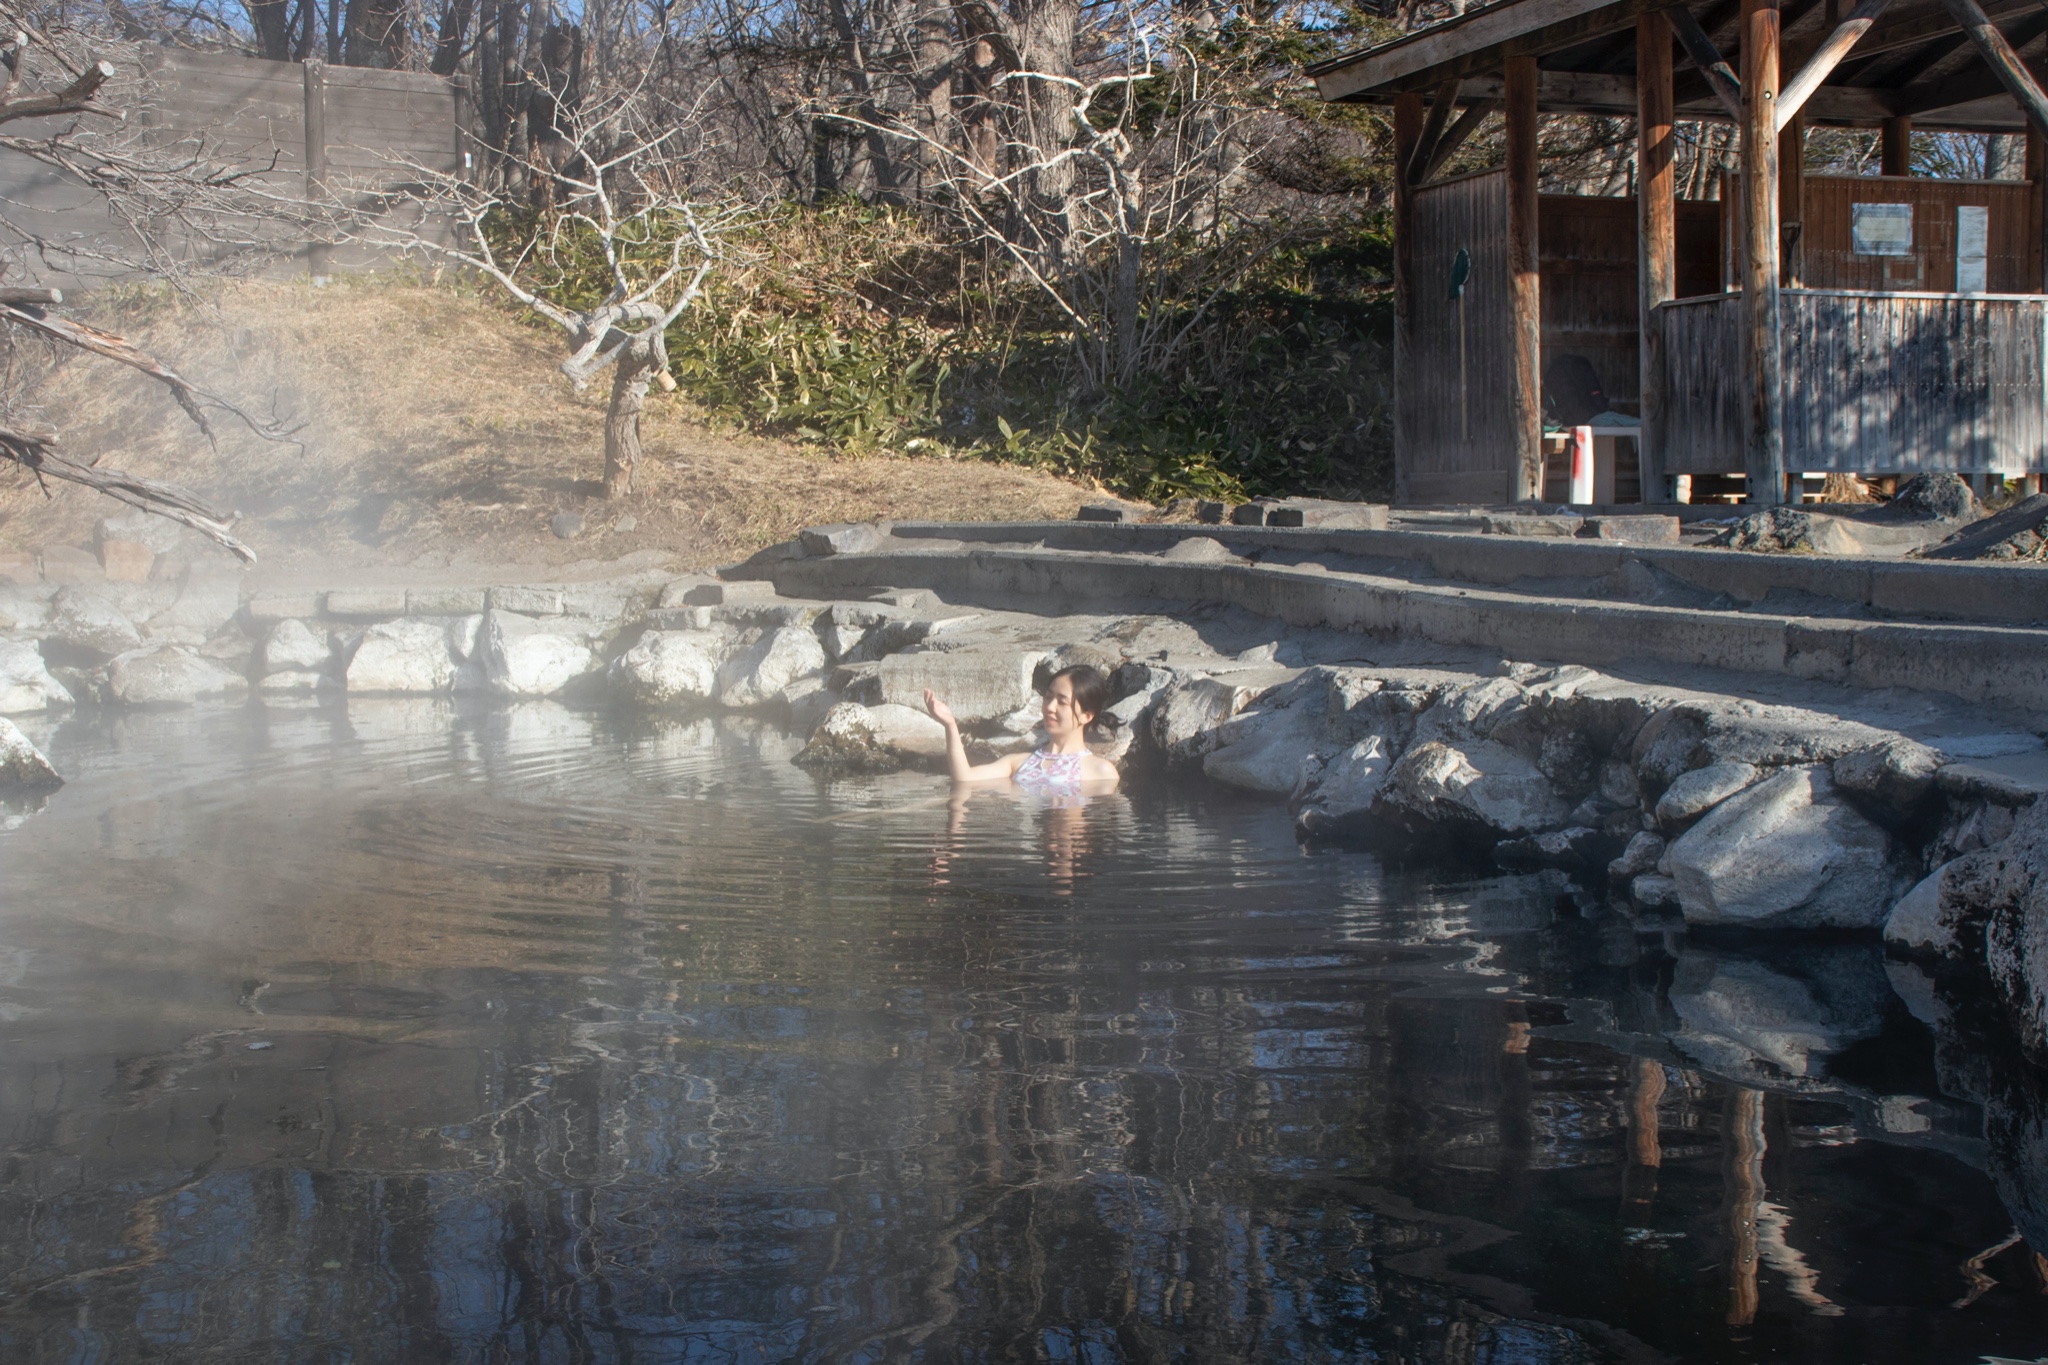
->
[874,521,2048,626]
[753,545,2048,713]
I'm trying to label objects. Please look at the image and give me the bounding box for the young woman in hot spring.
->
[923,664,1122,798]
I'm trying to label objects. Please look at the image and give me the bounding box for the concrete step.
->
[871,520,2048,628]
[752,531,2048,716]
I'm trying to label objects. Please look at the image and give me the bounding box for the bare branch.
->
[0,424,252,562]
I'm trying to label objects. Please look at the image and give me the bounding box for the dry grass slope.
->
[0,278,1093,583]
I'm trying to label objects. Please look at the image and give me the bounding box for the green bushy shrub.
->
[483,199,1393,504]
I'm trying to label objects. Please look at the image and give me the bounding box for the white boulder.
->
[0,715,59,787]
[1882,866,1956,954]
[262,618,332,675]
[612,629,732,705]
[483,611,596,697]
[868,648,1044,724]
[716,625,827,709]
[0,639,72,713]
[347,619,460,694]
[45,588,142,660]
[1654,760,1759,827]
[1665,765,1910,929]
[1148,676,1255,762]
[147,566,242,635]
[108,646,249,705]
[1203,703,1332,795]
[1295,735,1395,835]
[794,700,947,771]
[1380,739,1572,836]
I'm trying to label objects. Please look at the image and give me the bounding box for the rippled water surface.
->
[3,702,2046,1363]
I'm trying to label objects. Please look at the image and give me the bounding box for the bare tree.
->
[357,83,747,496]
[833,14,1283,394]
[0,12,305,560]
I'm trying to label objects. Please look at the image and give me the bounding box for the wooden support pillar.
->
[1723,1089,1766,1327]
[1621,1055,1667,1217]
[1742,0,1786,504]
[1506,57,1543,503]
[1393,91,1425,507]
[303,59,330,281]
[2029,128,2046,292]
[1781,110,1806,285]
[1638,11,1676,504]
[1882,114,1912,175]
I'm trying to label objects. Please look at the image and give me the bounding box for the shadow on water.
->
[0,700,2045,1362]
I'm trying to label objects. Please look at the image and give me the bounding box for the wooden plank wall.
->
[1539,194,1640,412]
[1651,294,1746,474]
[1399,169,1516,505]
[1802,175,2034,293]
[1782,290,2048,472]
[0,50,463,287]
[1656,290,2048,474]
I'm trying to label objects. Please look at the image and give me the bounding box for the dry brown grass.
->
[0,277,1094,584]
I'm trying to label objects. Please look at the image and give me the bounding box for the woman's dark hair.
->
[1045,663,1119,736]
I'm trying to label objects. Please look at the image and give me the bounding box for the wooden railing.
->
[1653,288,2048,475]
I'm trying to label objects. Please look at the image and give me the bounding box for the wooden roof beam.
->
[1406,78,1463,184]
[1668,2,1747,117]
[1821,0,2038,69]
[1777,0,1898,127]
[1940,0,2048,132]
[1420,98,1500,181]
[1309,0,1664,100]
[1889,13,2048,112]
[1454,66,1894,118]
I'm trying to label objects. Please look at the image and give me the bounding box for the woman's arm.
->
[925,689,1025,783]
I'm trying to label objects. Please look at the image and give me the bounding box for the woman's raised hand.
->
[923,688,958,729]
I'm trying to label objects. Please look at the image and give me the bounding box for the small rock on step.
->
[1482,514,1583,538]
[1076,504,1132,523]
[800,523,890,556]
[1579,515,1680,545]
[1159,537,1240,564]
[1262,499,1389,531]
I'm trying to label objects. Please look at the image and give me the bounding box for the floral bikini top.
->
[1014,748,1085,795]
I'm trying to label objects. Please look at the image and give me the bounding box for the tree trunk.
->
[250,0,293,59]
[1989,131,2028,180]
[604,332,664,498]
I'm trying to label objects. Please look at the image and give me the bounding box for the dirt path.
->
[0,278,1093,586]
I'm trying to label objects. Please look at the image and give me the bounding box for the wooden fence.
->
[0,50,466,288]
[1655,289,2048,474]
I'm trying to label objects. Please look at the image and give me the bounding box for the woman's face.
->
[1041,675,1095,740]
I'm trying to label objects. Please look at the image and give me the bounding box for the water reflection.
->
[0,702,2042,1361]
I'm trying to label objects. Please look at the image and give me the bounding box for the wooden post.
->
[1781,110,1806,286]
[303,59,329,281]
[1621,1055,1666,1217]
[2029,129,2045,292]
[1393,91,1425,507]
[1742,0,1786,505]
[1638,12,1676,504]
[1507,57,1543,504]
[1881,114,1912,175]
[1723,1088,1766,1327]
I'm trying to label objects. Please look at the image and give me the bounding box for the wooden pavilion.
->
[1310,0,2048,506]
